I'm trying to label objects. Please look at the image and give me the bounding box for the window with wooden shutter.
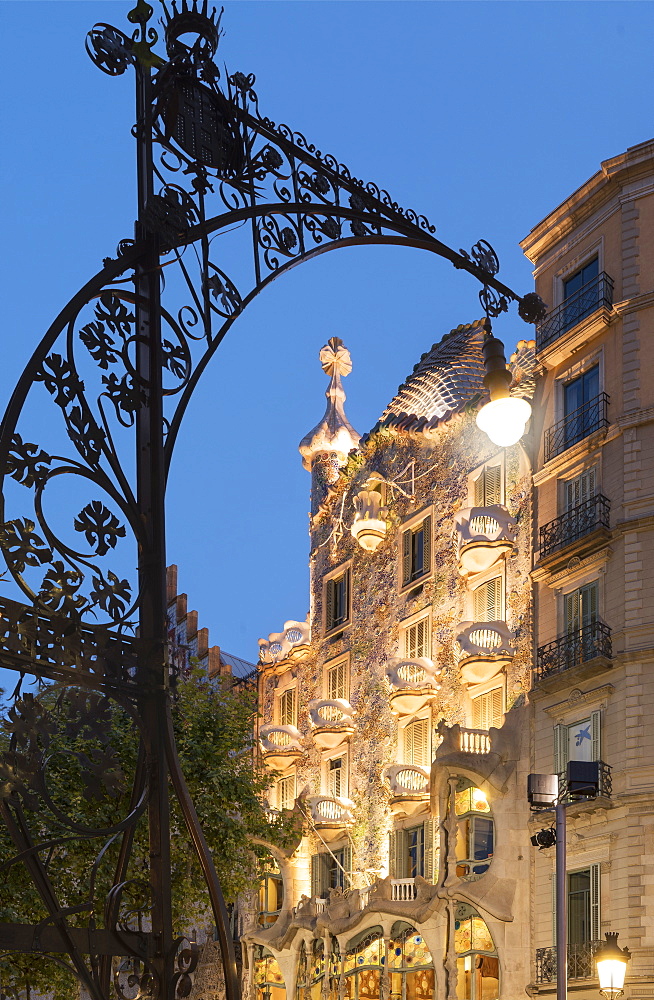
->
[422,818,437,884]
[327,660,348,701]
[278,688,296,727]
[472,687,503,730]
[473,577,502,622]
[553,864,601,945]
[401,516,432,586]
[403,718,430,766]
[277,774,296,811]
[404,616,430,659]
[325,570,351,632]
[311,854,331,897]
[555,710,601,770]
[474,464,502,506]
[328,756,346,798]
[564,582,598,635]
[389,829,408,879]
[565,467,597,511]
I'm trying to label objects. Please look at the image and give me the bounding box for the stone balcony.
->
[258,618,310,665]
[385,657,442,715]
[453,505,516,577]
[306,795,355,840]
[455,621,515,685]
[259,723,303,769]
[308,699,356,749]
[458,727,491,754]
[384,764,430,815]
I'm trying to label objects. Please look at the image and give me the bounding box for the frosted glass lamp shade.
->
[476,396,532,448]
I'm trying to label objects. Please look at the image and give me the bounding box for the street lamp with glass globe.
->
[595,933,631,1000]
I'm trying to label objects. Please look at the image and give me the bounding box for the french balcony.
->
[306,795,354,840]
[259,723,303,770]
[391,878,418,902]
[539,494,610,562]
[459,728,492,754]
[453,505,516,577]
[456,622,515,686]
[534,621,612,684]
[536,271,613,354]
[384,764,430,815]
[308,698,356,749]
[385,656,442,715]
[535,941,602,983]
[544,393,609,463]
[558,760,612,801]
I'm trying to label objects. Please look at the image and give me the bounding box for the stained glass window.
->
[454,905,499,1000]
[455,782,493,880]
[254,947,286,1000]
[388,923,435,1000]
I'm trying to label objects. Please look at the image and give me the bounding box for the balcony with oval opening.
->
[456,622,515,686]
[259,724,303,770]
[308,699,356,750]
[385,657,442,715]
[384,764,430,816]
[454,505,516,577]
[306,795,354,841]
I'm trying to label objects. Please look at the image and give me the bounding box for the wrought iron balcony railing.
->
[536,271,613,352]
[535,941,602,983]
[558,760,612,800]
[544,393,609,463]
[535,621,612,682]
[539,494,610,559]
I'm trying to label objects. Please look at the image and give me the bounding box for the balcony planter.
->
[456,621,515,685]
[307,795,354,841]
[308,698,356,749]
[259,723,303,769]
[453,505,516,576]
[384,764,430,815]
[385,656,442,715]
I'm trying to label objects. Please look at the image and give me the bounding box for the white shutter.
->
[405,718,429,766]
[328,661,347,701]
[591,710,601,761]
[564,590,580,635]
[565,468,596,510]
[472,688,503,731]
[423,819,437,884]
[554,723,568,773]
[484,465,502,505]
[474,578,501,622]
[474,471,485,507]
[404,618,429,659]
[279,688,296,727]
[590,863,601,940]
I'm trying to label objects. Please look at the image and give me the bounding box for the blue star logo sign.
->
[574,724,591,747]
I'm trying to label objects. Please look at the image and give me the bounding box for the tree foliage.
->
[0,668,299,998]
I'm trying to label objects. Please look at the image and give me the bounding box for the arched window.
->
[455,781,493,880]
[254,946,286,1000]
[310,939,325,1000]
[344,926,384,1000]
[388,921,434,1000]
[454,904,499,1000]
[258,859,284,926]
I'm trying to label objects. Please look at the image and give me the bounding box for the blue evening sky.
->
[0,0,651,684]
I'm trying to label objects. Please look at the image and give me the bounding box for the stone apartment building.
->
[239,139,654,1000]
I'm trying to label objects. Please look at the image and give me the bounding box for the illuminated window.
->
[455,782,493,881]
[254,946,286,1000]
[258,864,284,927]
[403,615,430,659]
[388,922,434,1000]
[471,688,503,731]
[389,819,437,883]
[326,659,348,701]
[278,688,296,727]
[403,718,430,766]
[454,903,499,1000]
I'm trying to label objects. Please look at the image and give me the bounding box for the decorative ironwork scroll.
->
[0,1,545,998]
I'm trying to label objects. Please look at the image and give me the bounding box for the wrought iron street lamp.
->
[476,319,532,447]
[595,933,631,1000]
[0,1,545,997]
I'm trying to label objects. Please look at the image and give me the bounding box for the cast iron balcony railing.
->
[536,271,614,352]
[535,621,612,682]
[535,941,603,983]
[539,494,610,559]
[544,393,609,463]
[558,761,612,800]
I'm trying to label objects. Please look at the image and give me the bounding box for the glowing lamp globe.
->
[595,933,630,999]
[476,396,532,448]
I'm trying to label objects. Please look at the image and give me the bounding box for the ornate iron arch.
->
[0,2,545,999]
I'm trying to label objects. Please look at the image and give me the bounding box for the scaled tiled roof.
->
[373,321,535,436]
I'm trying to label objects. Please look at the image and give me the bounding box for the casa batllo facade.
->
[237,141,654,1000]
[243,325,536,1000]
